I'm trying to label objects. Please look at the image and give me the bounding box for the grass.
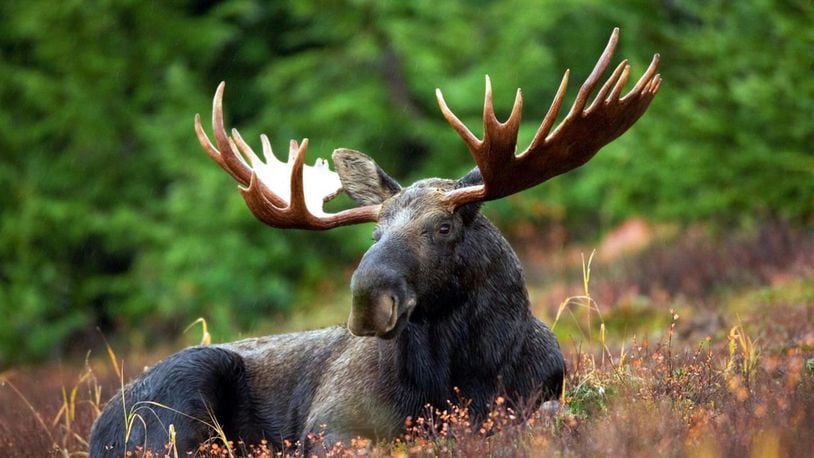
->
[1,223,813,456]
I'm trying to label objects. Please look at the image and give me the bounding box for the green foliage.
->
[566,379,611,419]
[1,0,812,364]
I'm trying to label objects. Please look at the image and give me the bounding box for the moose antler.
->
[437,28,661,208]
[194,82,380,229]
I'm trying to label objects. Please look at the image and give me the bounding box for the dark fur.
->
[89,157,565,456]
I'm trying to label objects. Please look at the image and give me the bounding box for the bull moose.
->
[90,28,660,455]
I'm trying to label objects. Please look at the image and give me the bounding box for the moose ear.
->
[332,149,402,206]
[457,167,482,188]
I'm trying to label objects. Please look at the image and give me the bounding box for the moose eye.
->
[438,223,452,236]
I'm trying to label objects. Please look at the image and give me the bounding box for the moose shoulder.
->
[89,28,660,455]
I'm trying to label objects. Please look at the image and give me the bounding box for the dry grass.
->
[2,224,813,457]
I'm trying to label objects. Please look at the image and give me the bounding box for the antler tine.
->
[587,59,628,112]
[260,134,284,166]
[195,112,249,186]
[194,113,229,174]
[527,69,570,153]
[287,139,309,214]
[211,82,253,185]
[625,53,661,100]
[482,75,496,134]
[441,28,661,210]
[435,88,481,154]
[608,64,632,101]
[231,128,264,168]
[568,27,619,117]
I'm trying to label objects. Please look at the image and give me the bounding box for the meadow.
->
[2,220,812,457]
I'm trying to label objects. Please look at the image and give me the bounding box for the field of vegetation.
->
[2,221,812,456]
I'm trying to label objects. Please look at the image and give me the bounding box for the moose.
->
[90,28,660,455]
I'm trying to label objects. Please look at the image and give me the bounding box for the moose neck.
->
[378,216,533,410]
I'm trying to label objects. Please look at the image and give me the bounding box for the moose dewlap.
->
[89,28,660,455]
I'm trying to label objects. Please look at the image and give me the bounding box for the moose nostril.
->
[347,288,401,337]
[375,292,396,323]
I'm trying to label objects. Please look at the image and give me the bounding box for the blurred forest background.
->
[0,0,812,367]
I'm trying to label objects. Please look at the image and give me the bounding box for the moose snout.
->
[347,289,400,337]
[348,264,416,338]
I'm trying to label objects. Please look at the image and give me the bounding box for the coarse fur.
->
[89,153,565,456]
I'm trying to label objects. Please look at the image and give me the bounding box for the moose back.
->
[89,28,660,455]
